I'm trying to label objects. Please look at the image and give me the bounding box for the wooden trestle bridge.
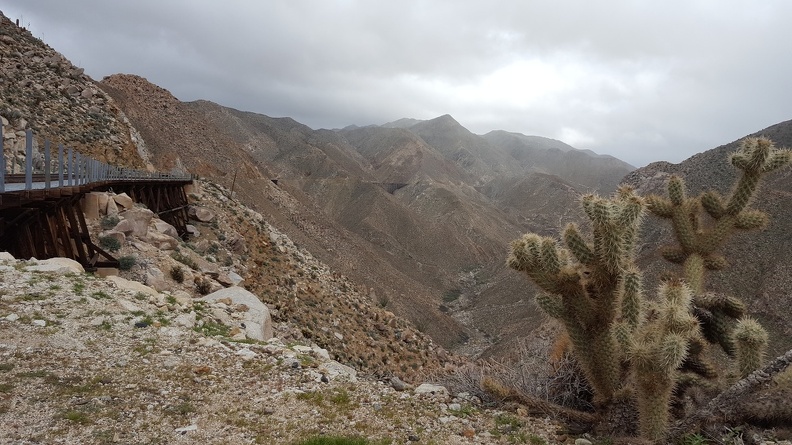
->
[0,128,193,270]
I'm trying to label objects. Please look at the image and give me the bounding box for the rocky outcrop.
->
[200,286,273,341]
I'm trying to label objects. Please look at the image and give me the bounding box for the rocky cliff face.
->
[0,12,145,169]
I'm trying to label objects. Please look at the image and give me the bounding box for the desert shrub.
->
[442,288,462,303]
[195,277,212,295]
[118,255,136,271]
[98,235,121,252]
[170,265,185,283]
[438,340,593,414]
[100,215,120,230]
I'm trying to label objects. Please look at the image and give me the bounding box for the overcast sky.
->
[4,1,792,166]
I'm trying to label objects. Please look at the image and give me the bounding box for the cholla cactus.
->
[629,280,699,441]
[508,186,644,402]
[508,137,791,443]
[646,137,790,371]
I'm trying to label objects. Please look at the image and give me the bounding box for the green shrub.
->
[118,256,137,271]
[98,235,121,252]
[100,215,120,230]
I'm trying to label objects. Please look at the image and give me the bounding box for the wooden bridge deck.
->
[1,128,194,270]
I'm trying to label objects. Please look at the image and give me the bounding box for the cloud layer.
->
[5,1,792,166]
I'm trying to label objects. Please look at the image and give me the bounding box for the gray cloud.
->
[4,0,792,166]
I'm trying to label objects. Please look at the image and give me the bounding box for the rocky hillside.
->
[99,73,630,361]
[0,13,145,169]
[0,183,564,443]
[622,119,792,355]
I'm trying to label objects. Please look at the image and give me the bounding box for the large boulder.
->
[200,287,272,341]
[106,198,119,216]
[81,193,101,220]
[113,192,135,209]
[189,206,215,223]
[146,230,179,251]
[114,208,154,238]
[152,220,179,239]
[106,275,158,296]
[26,257,85,274]
[145,267,169,292]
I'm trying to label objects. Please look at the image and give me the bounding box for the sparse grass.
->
[194,320,229,337]
[91,291,111,300]
[18,292,46,302]
[448,403,476,418]
[164,401,196,416]
[490,413,525,440]
[0,383,13,393]
[0,363,14,372]
[296,390,324,405]
[132,338,159,356]
[294,436,389,445]
[680,433,710,445]
[527,434,548,445]
[57,409,91,424]
[73,281,86,295]
[171,251,198,270]
[328,388,351,406]
[17,369,54,379]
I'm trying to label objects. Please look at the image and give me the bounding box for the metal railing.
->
[0,127,192,193]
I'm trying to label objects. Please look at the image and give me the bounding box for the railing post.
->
[67,147,74,186]
[44,140,51,190]
[58,144,64,187]
[0,123,5,193]
[25,129,33,190]
[78,154,82,185]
